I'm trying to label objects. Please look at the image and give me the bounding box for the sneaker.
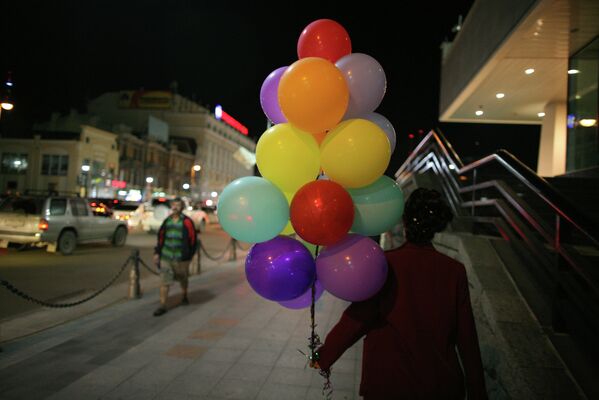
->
[180,297,189,306]
[153,307,167,317]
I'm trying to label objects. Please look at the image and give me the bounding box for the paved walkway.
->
[0,251,363,400]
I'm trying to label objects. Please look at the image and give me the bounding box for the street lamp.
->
[182,183,190,190]
[1,71,14,120]
[145,176,154,201]
[0,101,13,121]
[81,164,90,197]
[191,164,201,200]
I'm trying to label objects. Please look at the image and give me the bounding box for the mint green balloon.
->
[348,176,404,236]
[219,177,289,243]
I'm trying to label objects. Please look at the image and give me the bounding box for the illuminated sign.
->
[110,180,127,189]
[215,105,249,135]
[119,90,172,109]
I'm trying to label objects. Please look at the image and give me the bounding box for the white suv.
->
[140,198,208,233]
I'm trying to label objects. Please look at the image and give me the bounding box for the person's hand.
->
[309,360,321,369]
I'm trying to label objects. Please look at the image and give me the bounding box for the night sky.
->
[0,1,540,174]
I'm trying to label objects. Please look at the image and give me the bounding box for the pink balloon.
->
[260,66,288,124]
[363,112,396,153]
[336,53,387,119]
[316,234,388,302]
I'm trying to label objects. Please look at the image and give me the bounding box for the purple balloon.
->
[246,235,315,301]
[278,280,325,310]
[260,66,288,124]
[336,53,387,119]
[363,112,396,153]
[316,234,388,302]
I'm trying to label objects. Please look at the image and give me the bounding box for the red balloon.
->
[290,180,354,246]
[297,19,352,63]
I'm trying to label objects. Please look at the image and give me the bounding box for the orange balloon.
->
[278,57,349,134]
[313,130,328,145]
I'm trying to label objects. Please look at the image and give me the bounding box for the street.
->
[0,223,237,320]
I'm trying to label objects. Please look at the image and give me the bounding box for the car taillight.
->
[38,219,49,231]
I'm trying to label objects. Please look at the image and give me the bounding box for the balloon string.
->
[310,245,320,361]
[311,245,332,400]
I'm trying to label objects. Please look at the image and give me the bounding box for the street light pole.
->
[81,164,90,197]
[145,176,154,201]
[191,163,201,201]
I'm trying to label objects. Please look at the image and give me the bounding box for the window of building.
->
[567,37,599,172]
[41,154,69,176]
[1,153,28,174]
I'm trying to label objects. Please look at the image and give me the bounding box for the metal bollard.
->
[228,238,237,261]
[128,249,141,299]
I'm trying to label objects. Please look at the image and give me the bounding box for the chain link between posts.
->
[0,234,250,309]
[0,255,133,308]
[199,240,232,261]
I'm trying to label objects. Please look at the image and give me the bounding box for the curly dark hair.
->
[403,188,453,244]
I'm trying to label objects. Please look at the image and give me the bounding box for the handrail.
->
[401,129,599,248]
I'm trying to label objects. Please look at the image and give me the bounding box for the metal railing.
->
[396,129,599,333]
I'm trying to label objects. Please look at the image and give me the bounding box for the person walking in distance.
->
[153,198,198,317]
[312,188,487,399]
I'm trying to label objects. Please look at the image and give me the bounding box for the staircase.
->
[394,129,599,399]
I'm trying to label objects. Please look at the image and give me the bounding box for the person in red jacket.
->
[152,198,197,317]
[313,188,488,399]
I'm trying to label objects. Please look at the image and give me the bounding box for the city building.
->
[439,0,598,177]
[0,124,119,197]
[87,90,256,203]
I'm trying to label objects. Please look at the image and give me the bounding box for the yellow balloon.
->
[321,119,391,188]
[256,123,320,193]
[278,57,349,134]
[280,191,296,235]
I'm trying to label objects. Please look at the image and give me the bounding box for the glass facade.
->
[567,37,599,172]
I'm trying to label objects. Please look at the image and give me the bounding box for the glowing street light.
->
[193,164,201,172]
[182,183,190,190]
[81,164,90,172]
[146,177,154,183]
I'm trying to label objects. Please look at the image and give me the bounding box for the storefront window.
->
[1,152,28,174]
[567,37,599,172]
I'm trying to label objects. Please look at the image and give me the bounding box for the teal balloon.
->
[219,177,289,243]
[348,176,404,236]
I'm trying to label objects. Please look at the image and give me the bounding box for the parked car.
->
[140,198,209,233]
[88,200,113,217]
[112,201,143,228]
[0,195,128,255]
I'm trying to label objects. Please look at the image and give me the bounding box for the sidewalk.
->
[0,250,363,400]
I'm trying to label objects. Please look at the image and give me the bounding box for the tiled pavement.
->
[0,254,363,400]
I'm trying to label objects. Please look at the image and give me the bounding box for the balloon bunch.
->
[219,19,404,309]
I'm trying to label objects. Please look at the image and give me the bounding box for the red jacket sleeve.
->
[456,267,488,400]
[184,218,197,249]
[316,295,380,372]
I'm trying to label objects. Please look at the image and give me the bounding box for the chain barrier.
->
[0,255,132,308]
[235,241,251,251]
[137,257,160,276]
[200,240,232,261]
